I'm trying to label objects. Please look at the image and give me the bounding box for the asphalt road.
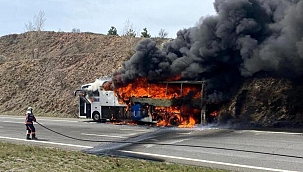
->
[0,115,303,172]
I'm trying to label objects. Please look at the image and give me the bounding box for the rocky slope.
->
[219,76,303,128]
[0,31,141,117]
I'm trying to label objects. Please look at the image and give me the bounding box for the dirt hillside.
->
[0,31,141,117]
[0,31,302,128]
[219,76,303,128]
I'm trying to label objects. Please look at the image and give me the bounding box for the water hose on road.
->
[35,121,105,142]
[34,121,303,159]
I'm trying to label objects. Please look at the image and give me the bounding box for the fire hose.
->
[34,121,303,159]
[35,121,105,142]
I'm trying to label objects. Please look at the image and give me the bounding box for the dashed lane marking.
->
[166,139,190,144]
[0,117,79,123]
[38,119,78,123]
[178,132,192,135]
[144,139,190,148]
[81,133,127,138]
[119,129,150,132]
[3,121,34,124]
[242,130,302,135]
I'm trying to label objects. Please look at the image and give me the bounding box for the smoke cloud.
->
[113,0,303,102]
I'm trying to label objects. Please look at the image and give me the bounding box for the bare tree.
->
[25,21,35,32]
[121,20,138,56]
[36,11,46,31]
[122,19,137,37]
[158,29,168,38]
[24,10,46,59]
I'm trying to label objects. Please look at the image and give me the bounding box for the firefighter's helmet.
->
[27,107,33,111]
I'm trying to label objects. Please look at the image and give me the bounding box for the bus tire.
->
[92,112,101,122]
[169,115,180,126]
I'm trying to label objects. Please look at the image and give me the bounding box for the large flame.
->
[114,77,203,127]
[115,77,201,100]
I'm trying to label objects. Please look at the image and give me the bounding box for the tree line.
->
[25,11,169,39]
[108,26,168,38]
[23,11,170,59]
[107,19,168,38]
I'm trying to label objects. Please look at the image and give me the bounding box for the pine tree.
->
[107,26,118,35]
[141,28,151,38]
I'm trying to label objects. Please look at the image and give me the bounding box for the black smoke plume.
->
[113,0,303,102]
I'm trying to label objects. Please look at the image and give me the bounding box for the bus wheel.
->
[169,115,180,126]
[92,112,101,122]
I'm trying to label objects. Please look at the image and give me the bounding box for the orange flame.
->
[114,77,202,127]
[178,115,196,128]
[115,77,201,100]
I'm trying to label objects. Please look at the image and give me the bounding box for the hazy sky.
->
[0,0,216,38]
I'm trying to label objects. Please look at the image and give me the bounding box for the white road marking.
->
[243,130,302,135]
[143,144,154,148]
[3,121,44,125]
[120,150,297,172]
[0,117,78,123]
[81,133,127,138]
[0,117,24,120]
[120,129,149,132]
[0,136,93,149]
[127,133,141,136]
[166,139,190,144]
[178,132,192,135]
[38,119,78,123]
[144,139,190,148]
[3,121,27,124]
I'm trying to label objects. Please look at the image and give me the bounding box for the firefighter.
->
[25,107,38,140]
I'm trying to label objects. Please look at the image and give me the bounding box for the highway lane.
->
[0,115,157,151]
[111,128,303,172]
[1,115,303,171]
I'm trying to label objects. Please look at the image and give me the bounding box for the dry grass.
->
[0,142,228,172]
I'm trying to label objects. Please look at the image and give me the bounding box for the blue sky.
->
[0,0,216,38]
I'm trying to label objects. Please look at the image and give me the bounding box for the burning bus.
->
[74,77,208,126]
